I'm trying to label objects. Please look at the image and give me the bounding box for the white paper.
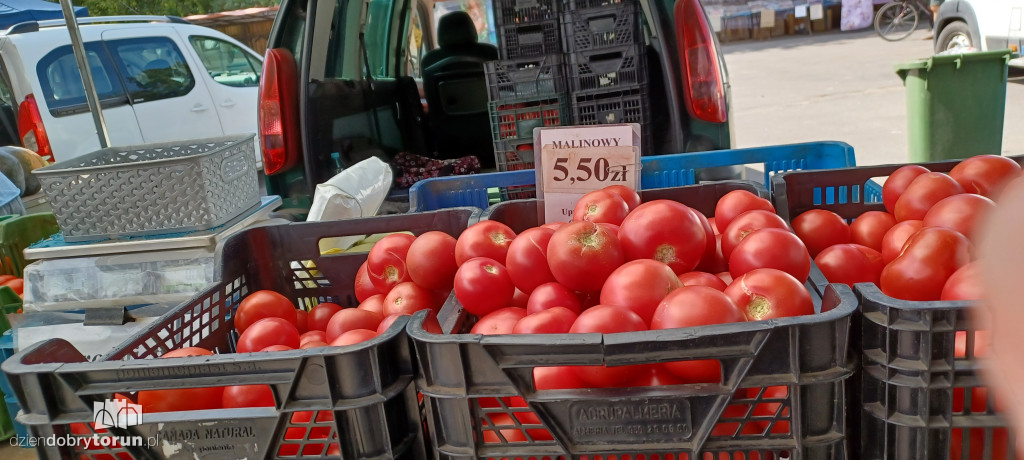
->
[795,4,808,17]
[17,319,158,362]
[810,3,824,20]
[709,12,724,32]
[307,157,393,252]
[760,9,776,27]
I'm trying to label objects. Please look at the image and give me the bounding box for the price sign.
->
[534,124,641,224]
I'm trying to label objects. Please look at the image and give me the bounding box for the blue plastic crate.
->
[0,329,13,397]
[0,174,25,217]
[5,394,25,445]
[410,141,855,211]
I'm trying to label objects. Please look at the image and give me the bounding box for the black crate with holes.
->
[771,158,1024,460]
[498,19,562,60]
[566,0,630,12]
[561,1,641,52]
[571,84,650,130]
[567,43,647,93]
[494,0,561,26]
[490,95,568,143]
[0,209,476,460]
[408,181,856,460]
[485,54,567,101]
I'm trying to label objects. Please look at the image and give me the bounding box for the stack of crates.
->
[562,0,650,148]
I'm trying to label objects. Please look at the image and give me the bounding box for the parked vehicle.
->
[0,15,263,164]
[935,0,1024,67]
[259,0,734,211]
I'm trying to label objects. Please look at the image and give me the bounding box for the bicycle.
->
[874,0,934,41]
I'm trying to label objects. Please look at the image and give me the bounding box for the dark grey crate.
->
[409,181,856,460]
[489,95,569,142]
[494,0,560,26]
[485,54,567,101]
[571,84,650,127]
[561,2,641,52]
[34,135,260,243]
[1,208,477,460]
[498,20,561,60]
[568,43,647,92]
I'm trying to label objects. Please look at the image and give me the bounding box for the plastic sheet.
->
[307,156,394,252]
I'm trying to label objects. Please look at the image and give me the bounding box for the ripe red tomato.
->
[295,309,308,333]
[0,275,15,285]
[379,310,441,335]
[603,185,641,211]
[619,200,706,274]
[949,154,1022,199]
[652,286,745,383]
[263,343,295,352]
[299,330,327,345]
[366,233,416,293]
[471,307,527,335]
[534,366,585,390]
[880,227,972,301]
[715,190,775,235]
[383,282,438,316]
[894,172,964,222]
[526,282,581,314]
[547,221,624,292]
[541,222,564,231]
[511,289,529,309]
[4,278,22,296]
[882,165,930,213]
[455,257,515,317]
[308,302,342,332]
[721,210,790,260]
[850,211,897,251]
[569,305,647,387]
[455,221,516,265]
[572,189,629,225]
[678,271,728,291]
[139,347,223,413]
[324,308,383,343]
[301,340,328,348]
[694,212,718,265]
[791,209,850,257]
[599,259,683,325]
[354,262,379,302]
[235,290,296,334]
[708,217,720,234]
[725,269,814,321]
[513,307,578,334]
[357,294,384,316]
[880,220,924,264]
[814,244,885,287]
[576,290,601,310]
[697,233,728,273]
[505,227,556,293]
[749,386,791,435]
[729,228,811,282]
[942,261,983,301]
[407,231,458,290]
[223,385,275,408]
[922,193,995,240]
[237,317,301,353]
[330,329,378,346]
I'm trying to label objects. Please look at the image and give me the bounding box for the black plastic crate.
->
[492,138,537,200]
[561,2,641,52]
[565,0,631,12]
[485,54,567,101]
[571,84,650,125]
[498,20,561,60]
[490,96,568,142]
[408,181,856,460]
[770,158,1024,460]
[568,44,647,92]
[1,209,477,460]
[494,0,560,26]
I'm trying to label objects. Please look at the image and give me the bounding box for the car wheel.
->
[936,21,972,53]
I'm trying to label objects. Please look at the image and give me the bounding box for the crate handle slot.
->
[515,25,546,45]
[221,148,251,182]
[583,50,626,74]
[586,14,618,33]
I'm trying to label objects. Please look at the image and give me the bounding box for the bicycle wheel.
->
[875,1,919,41]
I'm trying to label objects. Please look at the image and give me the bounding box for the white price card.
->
[810,3,824,20]
[795,4,808,18]
[534,124,641,224]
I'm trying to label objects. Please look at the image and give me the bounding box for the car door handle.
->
[220,100,236,108]
[191,104,209,112]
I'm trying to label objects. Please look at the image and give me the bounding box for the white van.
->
[0,15,262,163]
[935,0,1024,67]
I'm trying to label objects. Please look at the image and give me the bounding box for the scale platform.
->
[25,196,282,260]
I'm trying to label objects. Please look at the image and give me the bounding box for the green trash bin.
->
[896,49,1014,162]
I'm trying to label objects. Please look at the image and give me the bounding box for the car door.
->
[183,35,261,139]
[100,29,224,144]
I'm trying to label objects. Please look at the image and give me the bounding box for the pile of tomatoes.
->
[790,154,1021,302]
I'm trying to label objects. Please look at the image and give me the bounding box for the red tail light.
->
[17,94,53,162]
[259,48,301,175]
[676,0,727,123]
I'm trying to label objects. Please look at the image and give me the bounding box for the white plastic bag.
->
[307,157,393,252]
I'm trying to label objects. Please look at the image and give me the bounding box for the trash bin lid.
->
[895,49,1016,81]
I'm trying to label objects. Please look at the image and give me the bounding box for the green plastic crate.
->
[0,212,59,277]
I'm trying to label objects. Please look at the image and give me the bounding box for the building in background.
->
[185,6,278,53]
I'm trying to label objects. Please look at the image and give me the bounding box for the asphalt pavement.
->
[722,28,1024,165]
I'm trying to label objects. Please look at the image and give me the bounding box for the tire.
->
[936,21,973,53]
[875,1,919,41]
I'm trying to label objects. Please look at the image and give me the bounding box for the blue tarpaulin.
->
[0,0,89,30]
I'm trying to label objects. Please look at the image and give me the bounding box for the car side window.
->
[0,60,19,145]
[106,37,195,103]
[36,43,124,114]
[188,36,261,88]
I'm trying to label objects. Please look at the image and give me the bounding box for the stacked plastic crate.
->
[563,0,650,150]
[487,0,569,195]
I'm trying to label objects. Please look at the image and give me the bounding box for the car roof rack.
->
[4,16,191,35]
